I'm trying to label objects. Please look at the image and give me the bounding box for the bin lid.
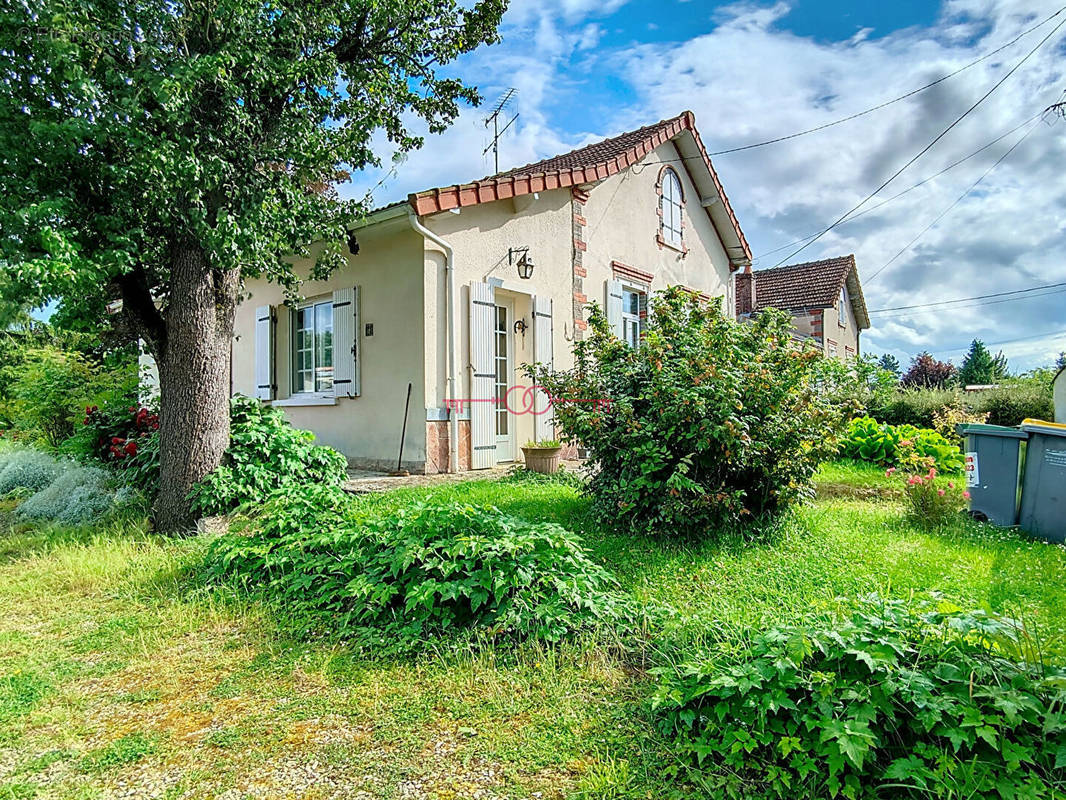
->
[1020,418,1066,437]
[956,423,1028,439]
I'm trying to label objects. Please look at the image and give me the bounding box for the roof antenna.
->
[483,88,519,174]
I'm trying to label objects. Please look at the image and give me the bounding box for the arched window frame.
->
[658,167,685,249]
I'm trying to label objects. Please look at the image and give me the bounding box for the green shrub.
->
[839,417,962,473]
[204,488,627,645]
[16,465,114,525]
[0,449,63,495]
[653,597,1066,799]
[973,385,1054,427]
[7,348,95,447]
[868,388,959,428]
[529,287,845,536]
[190,395,348,515]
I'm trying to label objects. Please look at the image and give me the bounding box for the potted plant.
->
[521,439,562,474]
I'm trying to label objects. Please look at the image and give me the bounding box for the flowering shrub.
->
[70,401,162,489]
[840,416,963,474]
[889,457,970,525]
[931,402,988,447]
[529,288,846,536]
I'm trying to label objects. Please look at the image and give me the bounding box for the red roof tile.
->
[751,255,870,329]
[407,111,751,267]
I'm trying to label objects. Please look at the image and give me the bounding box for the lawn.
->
[2,464,1065,799]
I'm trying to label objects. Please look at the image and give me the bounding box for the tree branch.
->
[117,265,167,359]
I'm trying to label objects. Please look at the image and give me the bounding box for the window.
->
[292,299,333,394]
[660,168,683,247]
[839,287,848,326]
[621,287,647,349]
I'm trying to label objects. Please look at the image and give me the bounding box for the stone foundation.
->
[425,419,472,474]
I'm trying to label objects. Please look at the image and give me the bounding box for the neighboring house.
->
[231,111,752,473]
[734,255,870,361]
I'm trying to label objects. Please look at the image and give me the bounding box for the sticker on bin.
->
[965,451,979,487]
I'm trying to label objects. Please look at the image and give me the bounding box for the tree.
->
[876,353,902,380]
[1,0,506,530]
[957,339,1008,387]
[901,352,957,389]
[1056,352,1066,371]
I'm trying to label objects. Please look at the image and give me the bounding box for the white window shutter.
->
[254,305,275,400]
[332,287,359,398]
[532,295,554,443]
[469,281,496,469]
[606,279,624,339]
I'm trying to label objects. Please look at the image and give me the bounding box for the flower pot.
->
[522,445,562,474]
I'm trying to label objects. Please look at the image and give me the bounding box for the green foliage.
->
[1,0,506,318]
[876,353,901,379]
[654,597,1066,799]
[16,466,114,525]
[190,396,348,515]
[7,348,95,447]
[77,732,155,773]
[204,488,627,646]
[957,339,1009,387]
[895,463,969,526]
[529,287,846,536]
[66,401,162,489]
[840,417,963,474]
[0,448,64,495]
[975,384,1055,427]
[502,463,585,489]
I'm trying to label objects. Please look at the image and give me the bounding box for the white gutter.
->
[408,210,458,473]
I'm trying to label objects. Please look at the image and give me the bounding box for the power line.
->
[769,14,1066,269]
[706,6,1066,157]
[865,116,1045,283]
[872,286,1066,320]
[749,112,1043,263]
[930,327,1066,355]
[869,280,1066,313]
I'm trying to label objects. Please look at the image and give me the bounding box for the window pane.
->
[315,302,334,393]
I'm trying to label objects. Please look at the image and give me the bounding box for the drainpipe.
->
[408,210,458,473]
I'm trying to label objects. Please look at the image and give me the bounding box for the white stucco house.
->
[230,111,752,472]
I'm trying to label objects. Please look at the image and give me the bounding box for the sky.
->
[342,0,1066,373]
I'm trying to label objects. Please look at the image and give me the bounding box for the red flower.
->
[111,437,123,444]
[124,441,138,456]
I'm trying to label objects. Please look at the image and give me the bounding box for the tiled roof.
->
[752,255,870,329]
[407,111,751,267]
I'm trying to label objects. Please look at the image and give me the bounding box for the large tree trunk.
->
[153,242,239,533]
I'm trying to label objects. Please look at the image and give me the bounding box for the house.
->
[734,255,870,361]
[231,111,751,473]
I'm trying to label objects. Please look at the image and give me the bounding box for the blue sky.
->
[345,0,1066,372]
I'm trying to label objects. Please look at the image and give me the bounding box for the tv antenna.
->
[483,88,519,174]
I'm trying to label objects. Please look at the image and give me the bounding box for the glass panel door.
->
[494,302,514,462]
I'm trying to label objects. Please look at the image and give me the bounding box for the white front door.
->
[494,300,515,462]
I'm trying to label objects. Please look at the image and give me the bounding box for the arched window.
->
[660,168,683,247]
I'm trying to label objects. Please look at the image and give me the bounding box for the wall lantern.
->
[509,246,534,280]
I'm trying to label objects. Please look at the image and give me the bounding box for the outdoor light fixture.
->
[509,246,534,280]
[346,232,360,256]
[513,318,528,336]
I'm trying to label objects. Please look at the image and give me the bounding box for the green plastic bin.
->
[956,423,1028,527]
[1018,420,1066,542]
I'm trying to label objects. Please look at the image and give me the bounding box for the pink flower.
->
[962,491,971,499]
[938,489,945,496]
[900,440,913,448]
[927,468,937,479]
[908,476,922,486]
[947,482,955,489]
[885,468,897,477]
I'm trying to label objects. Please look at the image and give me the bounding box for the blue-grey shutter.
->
[254,305,275,400]
[332,287,358,398]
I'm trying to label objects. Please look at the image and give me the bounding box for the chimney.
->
[735,270,755,317]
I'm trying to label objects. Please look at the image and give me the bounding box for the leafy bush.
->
[204,488,627,645]
[529,288,845,536]
[16,465,114,525]
[67,402,162,488]
[868,388,959,428]
[839,417,962,473]
[0,448,63,495]
[974,384,1054,427]
[502,463,585,488]
[7,348,95,447]
[654,597,1066,799]
[931,401,987,447]
[190,395,348,515]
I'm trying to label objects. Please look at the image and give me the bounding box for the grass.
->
[1,462,1064,798]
